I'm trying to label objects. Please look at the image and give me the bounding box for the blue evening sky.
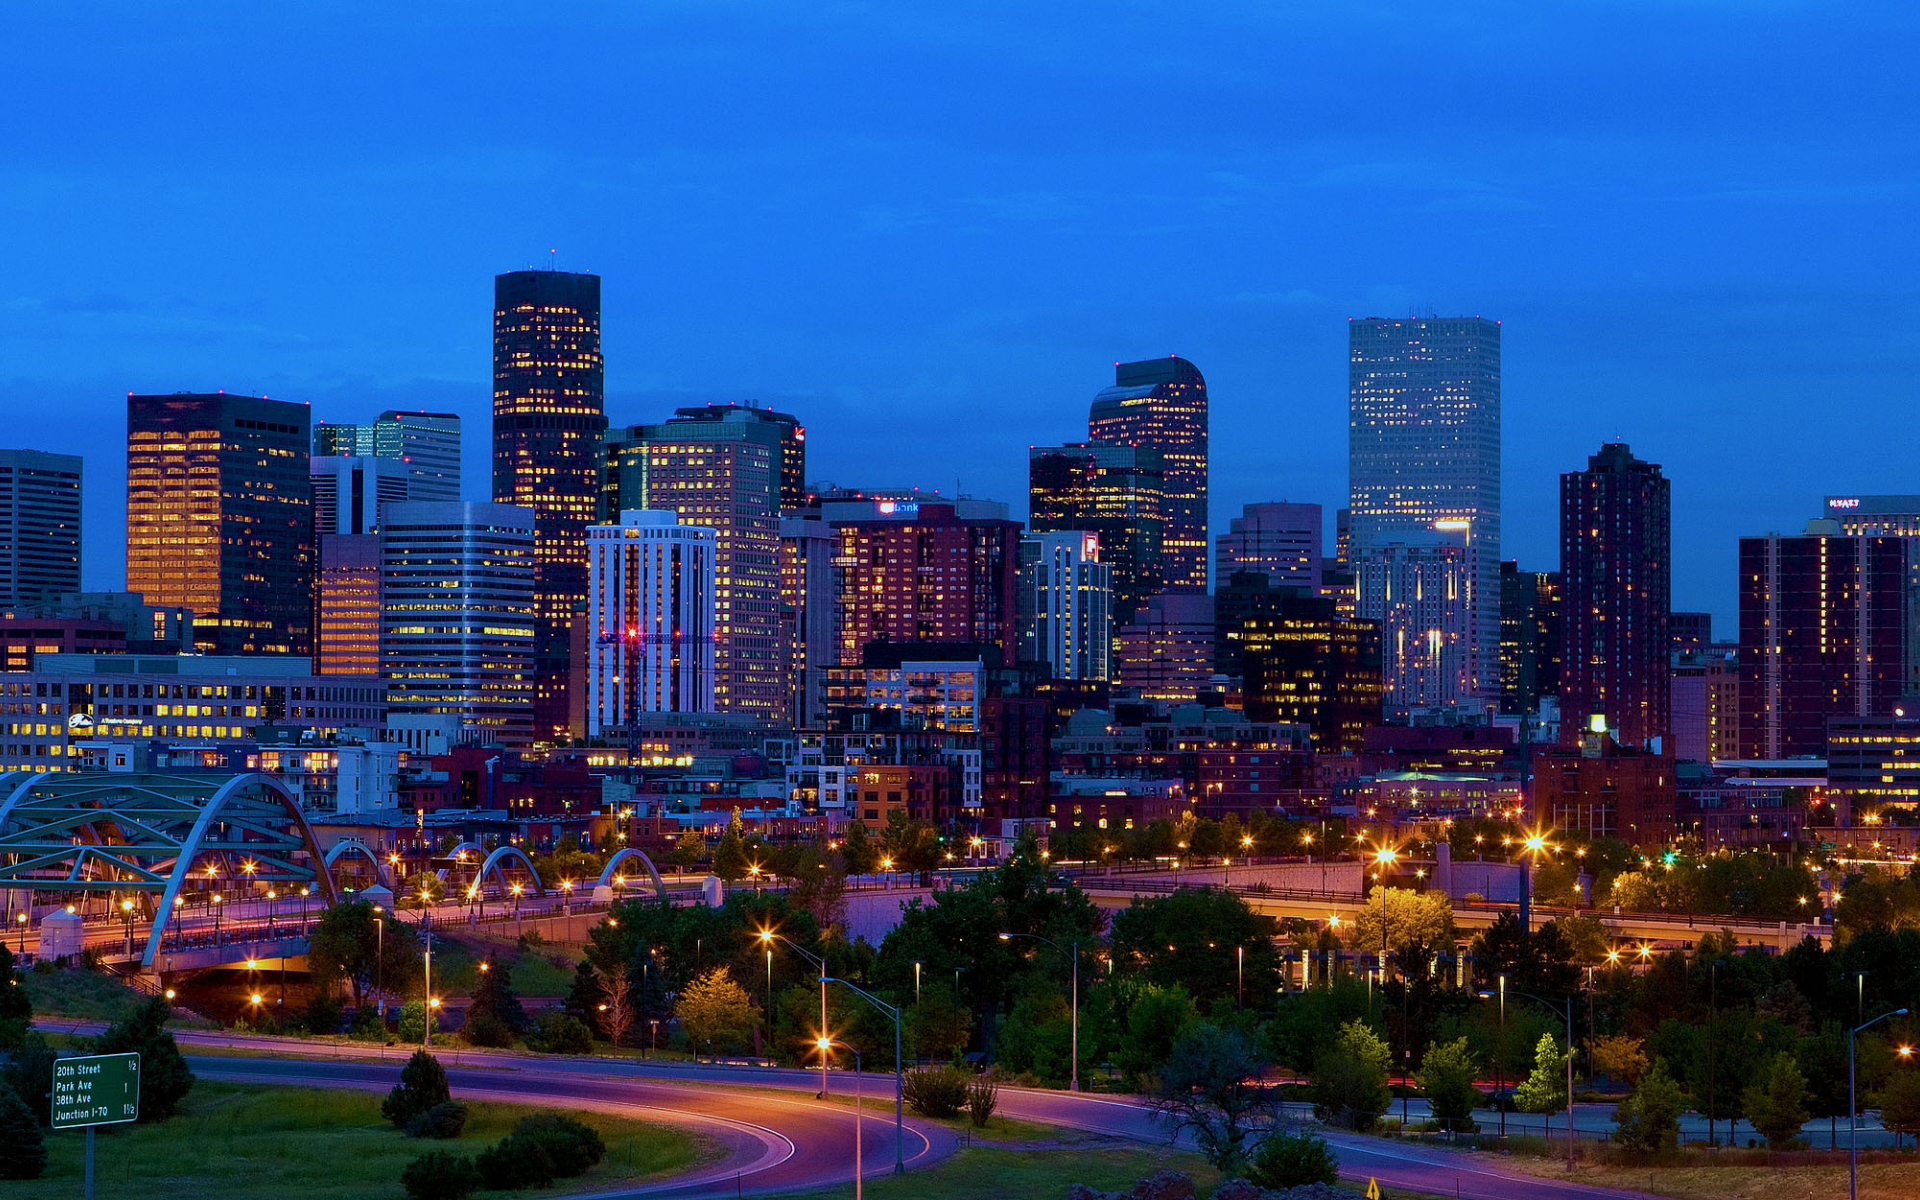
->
[5,3,1917,631]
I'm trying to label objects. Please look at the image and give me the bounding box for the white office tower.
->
[316,410,462,502]
[310,456,411,535]
[1348,317,1500,709]
[1018,531,1113,681]
[1356,526,1481,716]
[587,510,718,732]
[1214,501,1322,587]
[380,501,535,747]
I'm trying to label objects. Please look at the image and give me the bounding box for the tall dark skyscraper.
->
[0,449,82,609]
[1739,523,1906,759]
[1348,317,1501,709]
[127,393,313,655]
[1559,443,1671,749]
[1027,442,1165,622]
[491,270,606,743]
[1497,561,1562,716]
[1087,357,1208,593]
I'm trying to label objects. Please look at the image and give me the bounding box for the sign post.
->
[52,1052,141,1200]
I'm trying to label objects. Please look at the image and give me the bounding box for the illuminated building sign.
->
[876,501,919,516]
[1829,498,1860,509]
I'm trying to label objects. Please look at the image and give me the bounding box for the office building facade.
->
[1229,591,1383,753]
[1215,501,1321,590]
[1348,317,1501,708]
[1738,523,1906,759]
[316,410,461,501]
[603,406,789,717]
[1356,530,1480,716]
[1114,592,1215,702]
[1559,443,1671,749]
[1498,562,1561,716]
[1017,531,1113,682]
[1028,441,1165,622]
[491,270,606,742]
[381,501,537,748]
[127,393,313,655]
[1087,357,1208,593]
[586,510,718,730]
[830,502,1022,668]
[0,450,82,609]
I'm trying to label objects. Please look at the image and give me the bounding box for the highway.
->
[129,1027,1673,1199]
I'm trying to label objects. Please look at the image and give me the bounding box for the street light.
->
[1001,932,1080,1092]
[1480,978,1576,1171]
[817,1037,866,1200]
[760,928,833,1099]
[1852,1006,1908,1200]
[820,977,905,1175]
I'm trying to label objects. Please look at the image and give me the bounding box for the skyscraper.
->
[1214,502,1322,590]
[310,456,409,677]
[310,456,410,537]
[586,510,718,730]
[316,411,462,501]
[1088,357,1208,593]
[1017,531,1113,681]
[829,502,1022,667]
[127,393,313,655]
[1356,530,1479,716]
[0,450,82,610]
[1114,592,1215,702]
[1027,442,1164,622]
[491,269,606,743]
[1560,443,1671,749]
[382,501,536,747]
[1497,562,1562,716]
[1225,586,1383,753]
[1348,317,1501,709]
[602,405,788,716]
[1738,522,1906,759]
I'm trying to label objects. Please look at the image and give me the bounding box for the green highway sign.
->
[51,1052,141,1129]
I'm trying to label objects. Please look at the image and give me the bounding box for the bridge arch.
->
[323,840,390,892]
[596,847,666,898]
[0,769,338,969]
[476,846,543,894]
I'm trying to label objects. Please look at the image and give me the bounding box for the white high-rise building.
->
[586,510,717,731]
[1018,531,1113,681]
[1348,317,1501,709]
[380,501,535,747]
[0,449,82,609]
[311,456,411,536]
[1356,527,1481,716]
[1214,501,1322,588]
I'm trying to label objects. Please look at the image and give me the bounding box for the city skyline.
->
[9,5,1918,633]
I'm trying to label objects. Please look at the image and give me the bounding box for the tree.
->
[1612,1060,1684,1154]
[1310,1019,1390,1131]
[840,820,879,877]
[2,1032,55,1127]
[1351,887,1456,958]
[906,988,973,1063]
[785,846,848,934]
[1109,888,1283,1011]
[1876,1067,1920,1141]
[383,1050,452,1129]
[463,954,526,1047]
[307,900,420,1007]
[1114,983,1200,1088]
[1420,1037,1481,1133]
[713,811,750,882]
[0,943,30,1050]
[1587,1033,1648,1090]
[1514,1031,1569,1114]
[400,1150,482,1200]
[0,1080,46,1180]
[594,963,633,1049]
[675,966,758,1056]
[669,827,705,874]
[1470,911,1578,996]
[94,996,193,1122]
[1742,1051,1810,1149]
[1146,1022,1277,1175]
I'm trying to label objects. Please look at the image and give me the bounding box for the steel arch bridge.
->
[0,769,337,967]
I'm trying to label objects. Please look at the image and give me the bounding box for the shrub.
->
[901,1065,970,1118]
[524,1009,594,1055]
[400,1150,482,1200]
[303,993,344,1036]
[0,1080,47,1180]
[405,1100,469,1140]
[1246,1129,1339,1190]
[94,996,194,1122]
[383,1050,452,1129]
[966,1072,999,1127]
[476,1112,606,1189]
[1,1032,56,1128]
[398,999,428,1044]
[462,1008,515,1049]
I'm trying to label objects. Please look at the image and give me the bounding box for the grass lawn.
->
[758,1145,1225,1200]
[38,1081,711,1199]
[22,968,151,1022]
[1474,1145,1920,1200]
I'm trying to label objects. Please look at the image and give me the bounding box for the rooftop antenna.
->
[549,248,558,271]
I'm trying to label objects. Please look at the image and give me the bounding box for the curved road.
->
[149,1028,1663,1200]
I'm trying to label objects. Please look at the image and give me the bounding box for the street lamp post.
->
[761,929,833,1098]
[373,912,385,1016]
[1482,979,1576,1171]
[817,1038,864,1200]
[1001,932,1079,1092]
[821,976,905,1175]
[1851,1006,1909,1200]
